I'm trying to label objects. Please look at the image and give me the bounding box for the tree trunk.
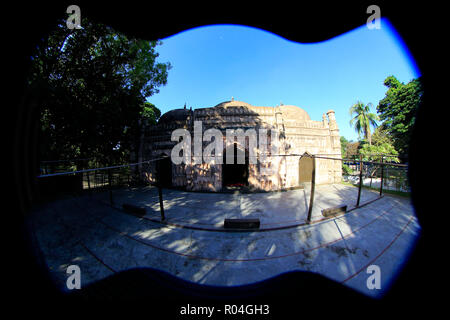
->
[366,126,372,145]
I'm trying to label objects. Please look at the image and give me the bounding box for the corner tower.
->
[326,110,342,183]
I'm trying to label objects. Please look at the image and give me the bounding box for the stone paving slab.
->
[29,184,420,298]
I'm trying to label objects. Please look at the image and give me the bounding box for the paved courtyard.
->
[30,184,421,298]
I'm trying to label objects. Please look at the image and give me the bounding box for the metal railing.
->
[36,153,409,225]
[300,153,409,223]
[36,156,169,221]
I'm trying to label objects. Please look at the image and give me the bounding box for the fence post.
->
[158,185,165,221]
[356,154,363,207]
[307,155,316,223]
[379,156,384,196]
[386,166,389,191]
[87,170,91,188]
[157,159,165,221]
[108,168,113,205]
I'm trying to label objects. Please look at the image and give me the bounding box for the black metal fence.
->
[37,156,169,220]
[342,156,409,193]
[36,153,409,225]
[302,153,409,223]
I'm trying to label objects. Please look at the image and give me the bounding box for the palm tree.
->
[349,101,379,145]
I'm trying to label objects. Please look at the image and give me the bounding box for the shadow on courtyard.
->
[29,184,420,299]
[98,184,384,227]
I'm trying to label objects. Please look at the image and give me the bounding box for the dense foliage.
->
[376,75,423,156]
[358,125,400,163]
[345,76,422,166]
[29,17,170,166]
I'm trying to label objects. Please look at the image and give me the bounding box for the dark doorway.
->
[222,144,249,189]
[157,156,172,187]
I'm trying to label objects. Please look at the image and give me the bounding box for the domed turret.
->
[158,108,190,124]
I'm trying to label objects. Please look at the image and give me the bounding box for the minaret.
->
[326,110,342,182]
[326,110,338,131]
[322,113,328,128]
[326,109,340,150]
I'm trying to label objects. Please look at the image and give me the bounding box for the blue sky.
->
[147,18,420,142]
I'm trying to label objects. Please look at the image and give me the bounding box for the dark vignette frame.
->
[6,0,439,315]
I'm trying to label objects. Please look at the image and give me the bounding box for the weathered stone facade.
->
[141,100,341,192]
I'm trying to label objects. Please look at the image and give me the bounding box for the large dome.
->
[213,100,253,108]
[159,101,311,124]
[279,105,311,121]
[213,100,310,121]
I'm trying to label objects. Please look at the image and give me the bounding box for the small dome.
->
[279,105,310,121]
[158,108,190,123]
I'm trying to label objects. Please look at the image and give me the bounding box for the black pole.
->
[86,171,91,197]
[157,159,165,221]
[307,155,316,223]
[356,154,363,207]
[158,185,165,221]
[108,168,113,205]
[379,155,384,196]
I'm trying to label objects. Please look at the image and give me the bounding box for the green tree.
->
[359,124,400,163]
[340,136,354,175]
[29,17,171,166]
[349,101,379,145]
[359,143,399,163]
[141,102,161,125]
[346,141,360,159]
[376,75,423,156]
[371,124,394,146]
[340,136,349,158]
[134,102,161,164]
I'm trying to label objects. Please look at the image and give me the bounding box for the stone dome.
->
[158,108,190,123]
[213,100,253,109]
[279,105,311,121]
[213,100,311,121]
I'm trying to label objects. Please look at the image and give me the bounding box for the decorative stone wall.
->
[142,100,341,191]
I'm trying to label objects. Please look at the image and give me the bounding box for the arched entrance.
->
[222,144,248,189]
[157,156,172,187]
[298,153,313,184]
